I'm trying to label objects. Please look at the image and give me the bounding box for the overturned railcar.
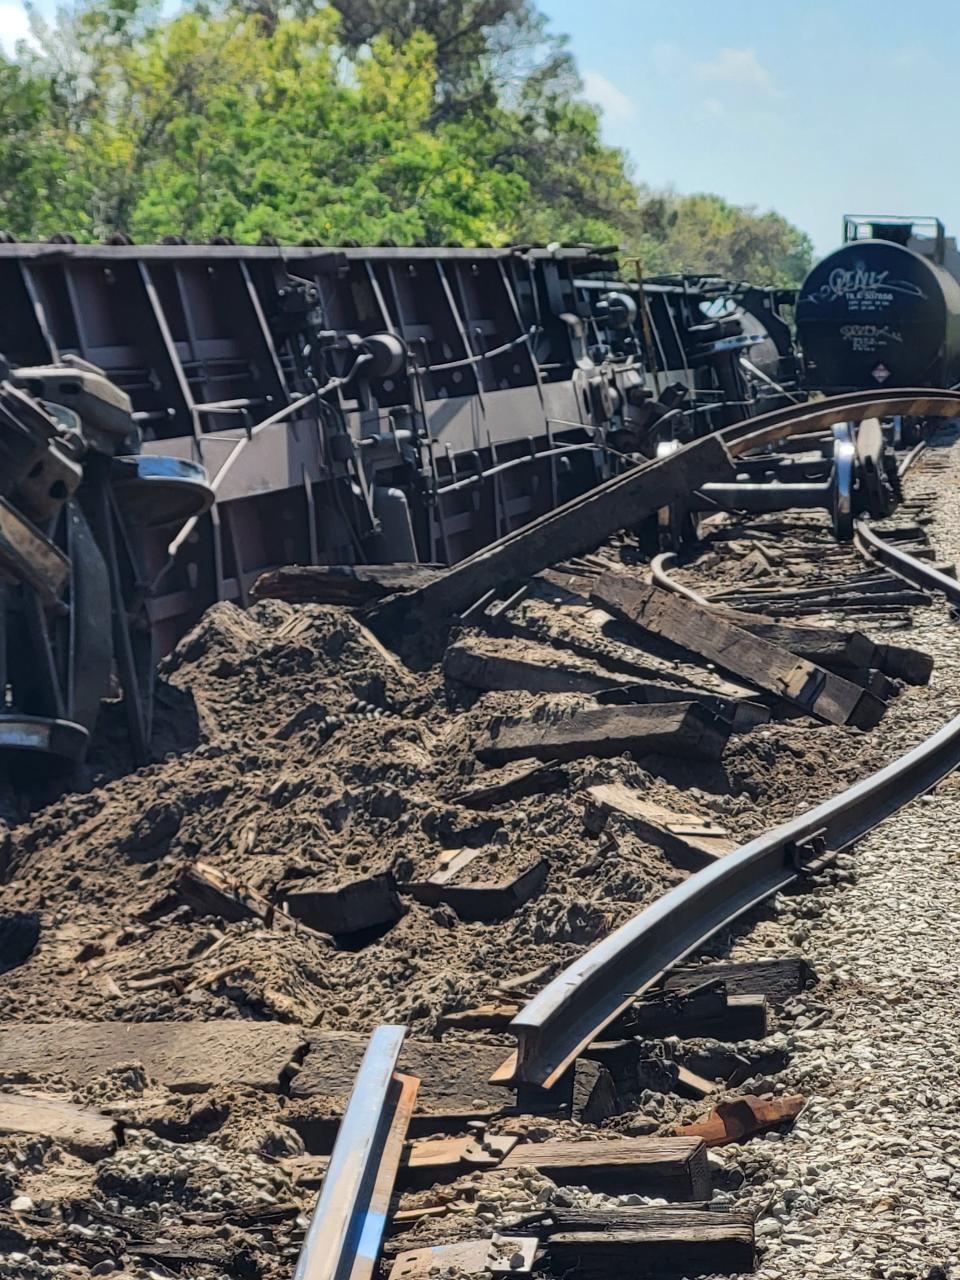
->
[0,244,642,650]
[0,239,796,765]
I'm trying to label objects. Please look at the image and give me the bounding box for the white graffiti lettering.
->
[838,322,904,353]
[839,324,904,343]
[802,261,926,307]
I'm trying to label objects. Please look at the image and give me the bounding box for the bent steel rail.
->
[498,531,960,1089]
[898,439,928,479]
[294,1025,418,1280]
[375,390,960,634]
[723,389,960,454]
[853,521,960,606]
[649,552,710,604]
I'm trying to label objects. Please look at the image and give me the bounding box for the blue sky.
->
[0,0,950,256]
[541,0,951,256]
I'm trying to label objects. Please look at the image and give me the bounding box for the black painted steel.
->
[0,242,644,654]
[797,239,960,392]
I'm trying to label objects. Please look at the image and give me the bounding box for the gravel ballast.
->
[714,436,960,1280]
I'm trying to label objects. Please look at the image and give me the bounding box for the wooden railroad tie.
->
[476,700,731,766]
[590,575,887,729]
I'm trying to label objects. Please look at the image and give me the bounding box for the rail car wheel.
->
[830,423,856,541]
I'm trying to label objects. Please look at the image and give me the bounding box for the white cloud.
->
[695,48,779,97]
[0,2,36,55]
[581,70,636,124]
[652,42,682,76]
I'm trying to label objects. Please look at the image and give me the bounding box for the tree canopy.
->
[632,192,813,287]
[0,0,813,283]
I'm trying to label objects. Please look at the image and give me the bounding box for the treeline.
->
[0,0,813,284]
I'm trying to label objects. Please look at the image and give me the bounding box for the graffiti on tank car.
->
[802,263,926,314]
[839,323,904,353]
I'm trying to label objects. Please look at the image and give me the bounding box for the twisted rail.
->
[495,527,960,1088]
[370,389,960,635]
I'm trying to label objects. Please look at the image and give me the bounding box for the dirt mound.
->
[0,596,747,1032]
[0,560,937,1036]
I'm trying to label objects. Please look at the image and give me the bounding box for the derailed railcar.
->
[0,241,651,765]
[576,272,799,435]
[0,237,800,767]
[0,244,635,650]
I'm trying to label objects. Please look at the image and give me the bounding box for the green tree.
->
[0,0,814,286]
[324,0,637,243]
[328,0,577,121]
[0,57,63,234]
[630,192,813,286]
[1,4,530,243]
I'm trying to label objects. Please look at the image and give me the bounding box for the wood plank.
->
[584,784,734,868]
[591,575,885,729]
[450,760,567,809]
[569,1059,621,1125]
[523,581,770,708]
[281,872,402,935]
[176,862,331,941]
[0,1092,119,1161]
[402,857,548,921]
[437,1003,518,1032]
[675,1065,718,1099]
[626,985,768,1040]
[875,640,934,685]
[250,563,441,605]
[546,1222,754,1277]
[501,1137,710,1199]
[443,640,634,696]
[713,617,879,667]
[714,570,905,600]
[476,702,730,766]
[543,1205,752,1231]
[0,1023,307,1093]
[826,667,898,700]
[506,595,768,705]
[369,433,734,635]
[593,681,770,731]
[723,588,931,612]
[664,956,815,1005]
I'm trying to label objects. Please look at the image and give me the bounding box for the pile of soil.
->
[0,542,932,1036]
